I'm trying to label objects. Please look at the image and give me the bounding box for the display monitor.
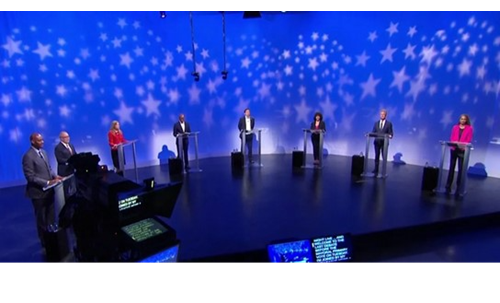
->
[267,239,314,263]
[139,242,180,263]
[121,217,169,243]
[311,233,352,262]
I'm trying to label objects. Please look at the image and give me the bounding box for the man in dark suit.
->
[173,113,191,170]
[22,133,63,248]
[238,108,255,163]
[371,109,394,175]
[54,131,77,177]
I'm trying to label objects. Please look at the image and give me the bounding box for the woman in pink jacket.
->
[445,114,473,193]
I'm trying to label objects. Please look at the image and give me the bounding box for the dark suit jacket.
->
[54,142,77,177]
[372,119,394,145]
[22,147,57,199]
[238,116,255,138]
[173,121,192,143]
[310,121,326,134]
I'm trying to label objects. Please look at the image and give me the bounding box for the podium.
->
[117,139,138,182]
[361,132,390,178]
[42,174,76,261]
[240,129,263,167]
[176,131,202,173]
[302,129,325,169]
[435,141,473,197]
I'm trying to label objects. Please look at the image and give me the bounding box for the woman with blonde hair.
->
[108,120,127,174]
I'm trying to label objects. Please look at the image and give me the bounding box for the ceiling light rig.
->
[189,11,200,82]
[221,11,228,80]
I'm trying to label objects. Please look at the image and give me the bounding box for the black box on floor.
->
[231,152,244,169]
[168,158,183,176]
[351,155,364,176]
[421,166,439,191]
[292,151,304,168]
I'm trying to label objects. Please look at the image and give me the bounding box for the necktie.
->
[38,151,44,160]
[380,120,384,129]
[67,144,72,155]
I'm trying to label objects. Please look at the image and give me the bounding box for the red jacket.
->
[108,130,126,150]
[449,124,473,150]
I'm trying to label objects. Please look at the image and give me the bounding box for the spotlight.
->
[160,11,166,19]
[192,71,200,82]
[221,70,228,80]
[243,11,261,19]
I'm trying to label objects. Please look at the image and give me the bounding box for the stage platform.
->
[2,154,500,262]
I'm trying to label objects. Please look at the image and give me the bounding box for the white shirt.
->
[379,120,385,129]
[180,121,185,132]
[245,117,251,131]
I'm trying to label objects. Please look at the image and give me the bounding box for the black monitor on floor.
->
[268,233,353,263]
[139,241,180,263]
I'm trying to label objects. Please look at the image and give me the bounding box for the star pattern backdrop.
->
[1,11,500,186]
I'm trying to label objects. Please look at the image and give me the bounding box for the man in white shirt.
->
[238,108,255,163]
[173,114,192,170]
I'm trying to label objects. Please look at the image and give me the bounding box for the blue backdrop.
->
[1,11,500,186]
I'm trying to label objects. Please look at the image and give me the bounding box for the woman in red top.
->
[445,114,473,193]
[108,120,127,173]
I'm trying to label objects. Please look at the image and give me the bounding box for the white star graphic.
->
[202,107,214,129]
[114,88,123,99]
[163,51,174,67]
[201,49,210,59]
[59,105,71,117]
[319,96,337,122]
[294,99,312,124]
[88,69,100,82]
[1,94,12,106]
[120,52,134,69]
[99,33,108,42]
[380,43,397,63]
[117,18,127,29]
[356,51,370,67]
[32,42,53,61]
[282,50,291,59]
[113,101,134,125]
[308,57,319,71]
[241,57,251,69]
[440,110,454,129]
[360,73,381,100]
[406,80,426,101]
[457,59,472,77]
[9,127,22,143]
[311,32,319,41]
[284,65,293,76]
[386,22,399,36]
[16,87,32,102]
[390,67,410,93]
[176,45,182,53]
[56,85,68,97]
[146,80,155,90]
[258,82,271,100]
[420,45,438,65]
[476,65,487,79]
[136,86,145,97]
[185,51,193,61]
[141,93,161,117]
[133,46,144,57]
[175,64,188,80]
[407,26,417,37]
[468,43,479,56]
[403,44,416,59]
[2,37,23,58]
[133,21,141,29]
[368,31,378,42]
[234,98,250,114]
[112,37,122,48]
[66,70,75,79]
[167,89,181,105]
[80,48,90,60]
[401,102,416,121]
[188,83,202,105]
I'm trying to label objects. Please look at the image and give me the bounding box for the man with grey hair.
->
[54,131,77,176]
[371,109,394,175]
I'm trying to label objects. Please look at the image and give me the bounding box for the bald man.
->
[22,133,63,248]
[54,131,77,176]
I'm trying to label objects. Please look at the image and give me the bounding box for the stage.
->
[2,154,500,262]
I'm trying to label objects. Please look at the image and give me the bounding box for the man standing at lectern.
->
[173,113,191,171]
[54,131,77,177]
[238,108,255,163]
[372,109,394,175]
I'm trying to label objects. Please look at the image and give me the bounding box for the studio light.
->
[221,70,228,80]
[160,11,166,19]
[243,11,261,19]
[192,71,200,82]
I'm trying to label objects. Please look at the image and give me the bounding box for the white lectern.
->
[362,132,390,178]
[117,139,138,182]
[240,129,263,167]
[302,129,325,169]
[176,131,202,173]
[435,141,473,197]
